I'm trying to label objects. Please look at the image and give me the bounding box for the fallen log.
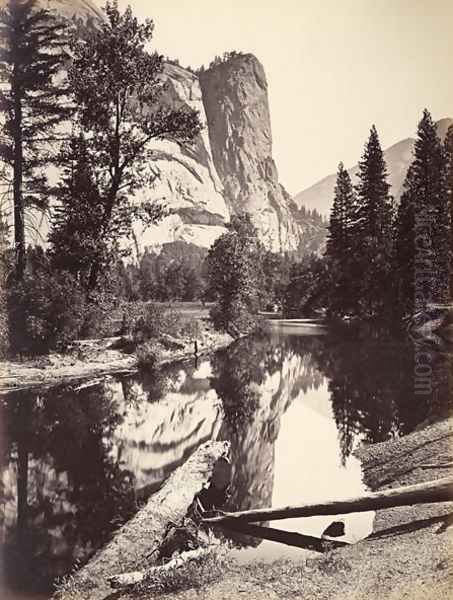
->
[107,548,210,589]
[202,476,453,526]
[58,441,229,600]
[217,520,349,552]
[418,462,453,469]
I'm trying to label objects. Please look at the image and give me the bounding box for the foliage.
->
[0,0,70,278]
[206,214,265,335]
[394,110,450,315]
[261,251,292,310]
[65,1,202,292]
[135,339,162,371]
[283,254,330,317]
[325,162,359,316]
[0,209,10,356]
[444,124,453,298]
[353,125,394,318]
[48,136,119,290]
[7,248,86,354]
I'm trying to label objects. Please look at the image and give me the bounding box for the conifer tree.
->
[354,125,394,318]
[0,0,70,279]
[393,166,416,316]
[326,162,357,315]
[394,110,449,314]
[444,125,453,298]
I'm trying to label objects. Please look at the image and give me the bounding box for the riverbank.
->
[0,322,233,394]
[120,417,453,600]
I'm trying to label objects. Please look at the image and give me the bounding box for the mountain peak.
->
[295,117,453,216]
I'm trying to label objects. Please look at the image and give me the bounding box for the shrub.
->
[136,340,162,371]
[8,269,86,355]
[121,303,202,345]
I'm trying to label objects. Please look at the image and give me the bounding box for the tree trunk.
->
[13,93,25,280]
[202,476,453,525]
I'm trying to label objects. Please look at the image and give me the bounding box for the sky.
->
[117,0,453,195]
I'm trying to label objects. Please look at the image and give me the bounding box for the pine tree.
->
[444,125,453,299]
[326,162,357,315]
[0,0,70,279]
[354,125,394,318]
[48,135,109,289]
[393,166,416,316]
[67,1,201,292]
[394,110,449,314]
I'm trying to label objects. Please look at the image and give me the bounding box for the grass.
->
[133,547,228,596]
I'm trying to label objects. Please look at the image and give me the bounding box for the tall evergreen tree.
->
[326,162,357,315]
[354,125,394,318]
[394,110,449,314]
[0,0,70,279]
[444,124,453,298]
[393,165,416,316]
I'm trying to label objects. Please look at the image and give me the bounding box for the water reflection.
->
[0,329,451,595]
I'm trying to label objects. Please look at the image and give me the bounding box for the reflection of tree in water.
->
[210,334,325,546]
[312,335,452,463]
[0,384,137,593]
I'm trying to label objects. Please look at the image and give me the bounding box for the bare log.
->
[202,476,453,525]
[217,520,349,552]
[66,441,229,600]
[107,548,209,589]
[418,462,453,469]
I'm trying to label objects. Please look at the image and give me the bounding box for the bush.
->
[121,302,201,345]
[135,340,162,371]
[8,269,86,355]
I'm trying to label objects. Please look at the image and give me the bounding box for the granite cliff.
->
[1,0,325,258]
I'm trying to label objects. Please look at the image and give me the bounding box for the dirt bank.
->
[122,417,453,600]
[0,325,232,394]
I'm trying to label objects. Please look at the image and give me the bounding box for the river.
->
[1,326,451,598]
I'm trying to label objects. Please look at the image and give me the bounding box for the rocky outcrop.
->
[130,63,230,256]
[4,0,326,258]
[199,54,306,253]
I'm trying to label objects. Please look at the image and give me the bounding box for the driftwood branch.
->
[202,476,453,526]
[107,548,209,589]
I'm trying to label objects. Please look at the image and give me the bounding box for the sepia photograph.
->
[0,1,452,599]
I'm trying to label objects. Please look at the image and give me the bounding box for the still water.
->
[1,327,451,597]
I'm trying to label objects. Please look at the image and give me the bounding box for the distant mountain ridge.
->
[295,118,453,216]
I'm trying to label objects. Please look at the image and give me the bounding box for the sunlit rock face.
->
[130,63,230,257]
[1,0,326,257]
[200,54,305,253]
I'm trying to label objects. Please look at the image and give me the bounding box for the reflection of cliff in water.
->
[211,335,325,545]
[0,366,222,594]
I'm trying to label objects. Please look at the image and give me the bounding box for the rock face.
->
[295,118,453,217]
[200,54,304,253]
[130,63,230,256]
[3,0,325,257]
